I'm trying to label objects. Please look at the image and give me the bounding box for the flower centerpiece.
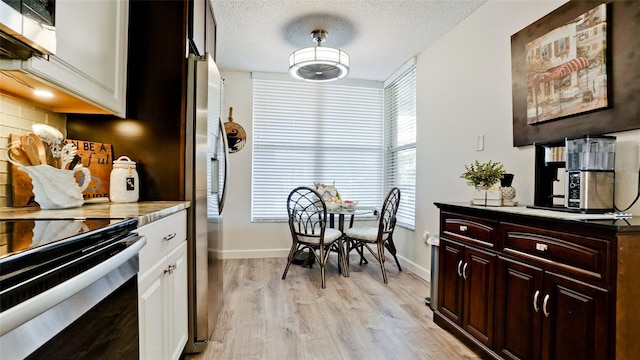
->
[460,160,506,206]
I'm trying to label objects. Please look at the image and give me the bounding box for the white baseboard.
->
[216,248,433,284]
[217,248,290,259]
[395,254,431,282]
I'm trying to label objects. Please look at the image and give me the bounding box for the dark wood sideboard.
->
[433,202,640,360]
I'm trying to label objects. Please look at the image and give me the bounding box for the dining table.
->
[293,205,378,272]
[327,205,378,274]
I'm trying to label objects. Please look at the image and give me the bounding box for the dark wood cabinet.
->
[541,273,608,360]
[434,203,640,360]
[462,246,495,347]
[439,240,498,347]
[438,239,464,324]
[495,257,543,360]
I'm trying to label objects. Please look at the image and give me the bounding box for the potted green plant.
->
[460,160,506,189]
[461,160,506,206]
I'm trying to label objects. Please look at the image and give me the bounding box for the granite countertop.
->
[0,201,190,227]
[435,201,640,231]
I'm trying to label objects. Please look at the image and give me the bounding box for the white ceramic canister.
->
[110,156,139,203]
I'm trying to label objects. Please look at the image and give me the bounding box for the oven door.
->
[0,229,146,359]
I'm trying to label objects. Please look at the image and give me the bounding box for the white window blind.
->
[252,77,384,221]
[384,65,416,229]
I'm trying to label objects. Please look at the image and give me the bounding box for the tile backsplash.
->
[0,95,66,207]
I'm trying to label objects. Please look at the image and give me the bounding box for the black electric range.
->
[0,217,145,359]
[0,218,138,309]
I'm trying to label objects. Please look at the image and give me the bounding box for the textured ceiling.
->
[211,0,486,82]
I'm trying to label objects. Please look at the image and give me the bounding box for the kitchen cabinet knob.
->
[543,294,550,317]
[164,263,177,275]
[457,260,463,277]
[462,262,468,279]
[533,290,540,312]
[163,233,177,241]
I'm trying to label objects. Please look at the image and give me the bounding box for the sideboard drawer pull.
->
[163,233,177,241]
[459,225,468,232]
[535,243,548,252]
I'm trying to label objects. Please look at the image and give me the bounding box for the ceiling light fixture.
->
[289,29,349,82]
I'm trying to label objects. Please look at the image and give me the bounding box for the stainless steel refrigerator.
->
[185,53,228,353]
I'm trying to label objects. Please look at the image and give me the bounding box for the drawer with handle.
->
[441,211,498,248]
[137,210,187,274]
[501,222,610,285]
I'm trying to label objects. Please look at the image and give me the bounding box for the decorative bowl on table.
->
[325,200,341,211]
[341,200,358,210]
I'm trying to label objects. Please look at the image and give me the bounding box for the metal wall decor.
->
[224,107,246,153]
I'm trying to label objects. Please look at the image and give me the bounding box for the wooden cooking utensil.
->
[20,133,48,166]
[7,142,32,167]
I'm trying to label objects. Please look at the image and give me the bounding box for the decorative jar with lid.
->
[109,156,139,203]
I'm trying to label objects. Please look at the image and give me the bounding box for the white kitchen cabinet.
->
[2,0,128,116]
[138,211,188,360]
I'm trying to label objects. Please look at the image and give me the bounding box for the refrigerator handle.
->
[218,116,230,215]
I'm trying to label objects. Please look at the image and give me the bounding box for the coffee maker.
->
[565,135,616,213]
[533,140,567,210]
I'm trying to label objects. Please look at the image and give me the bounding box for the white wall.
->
[220,0,640,282]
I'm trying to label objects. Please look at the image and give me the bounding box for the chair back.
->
[378,187,401,239]
[287,186,328,244]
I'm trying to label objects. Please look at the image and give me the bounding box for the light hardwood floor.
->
[185,255,481,360]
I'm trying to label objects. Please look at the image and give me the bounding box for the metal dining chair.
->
[344,187,401,283]
[282,186,345,288]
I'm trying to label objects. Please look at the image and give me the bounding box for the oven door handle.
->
[0,235,146,336]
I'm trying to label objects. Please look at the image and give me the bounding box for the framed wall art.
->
[511,0,640,147]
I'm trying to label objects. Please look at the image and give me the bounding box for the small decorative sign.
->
[64,139,113,201]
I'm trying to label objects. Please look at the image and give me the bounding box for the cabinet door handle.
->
[164,263,176,275]
[462,262,468,279]
[543,294,550,317]
[459,225,468,232]
[533,290,540,312]
[163,233,177,241]
[457,260,463,277]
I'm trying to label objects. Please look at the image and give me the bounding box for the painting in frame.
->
[526,3,608,125]
[511,0,640,147]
